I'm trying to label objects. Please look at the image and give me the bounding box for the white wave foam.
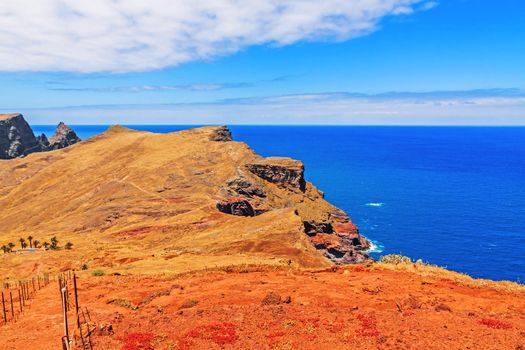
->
[366,240,384,254]
[365,202,384,207]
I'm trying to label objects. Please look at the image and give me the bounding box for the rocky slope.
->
[0,113,81,159]
[0,125,369,278]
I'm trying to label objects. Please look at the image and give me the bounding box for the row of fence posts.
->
[59,271,93,350]
[1,272,51,325]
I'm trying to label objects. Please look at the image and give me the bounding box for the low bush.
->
[92,269,105,276]
[379,254,412,265]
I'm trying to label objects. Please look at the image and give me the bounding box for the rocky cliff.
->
[0,114,81,159]
[0,113,42,159]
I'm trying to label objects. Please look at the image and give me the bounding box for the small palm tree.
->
[1,245,7,254]
[33,240,40,248]
[43,242,50,250]
[19,238,25,249]
[50,236,58,249]
[64,242,73,250]
[27,235,33,248]
[7,243,15,252]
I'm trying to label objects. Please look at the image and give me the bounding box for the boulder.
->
[0,113,42,159]
[48,122,81,150]
[247,157,306,191]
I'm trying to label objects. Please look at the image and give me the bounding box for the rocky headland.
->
[0,113,80,159]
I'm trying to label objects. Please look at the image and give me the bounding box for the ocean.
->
[33,125,525,282]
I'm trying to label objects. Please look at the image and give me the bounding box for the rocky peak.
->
[48,122,81,150]
[0,113,42,159]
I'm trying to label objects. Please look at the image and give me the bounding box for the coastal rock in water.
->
[48,122,81,150]
[0,113,42,159]
[217,197,255,216]
[247,157,306,191]
[209,126,233,142]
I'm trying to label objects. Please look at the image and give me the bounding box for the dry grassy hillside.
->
[0,125,368,279]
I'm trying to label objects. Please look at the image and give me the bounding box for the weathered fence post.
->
[9,291,14,319]
[61,287,70,349]
[18,289,22,313]
[1,290,6,323]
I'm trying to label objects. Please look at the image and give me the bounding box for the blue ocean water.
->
[33,125,525,282]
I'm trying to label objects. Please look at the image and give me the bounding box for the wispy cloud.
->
[21,89,525,125]
[0,0,436,73]
[49,82,253,93]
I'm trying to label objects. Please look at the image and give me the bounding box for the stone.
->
[247,157,306,191]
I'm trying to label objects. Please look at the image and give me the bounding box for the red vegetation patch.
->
[177,322,239,349]
[478,319,512,330]
[121,332,155,350]
[356,313,380,337]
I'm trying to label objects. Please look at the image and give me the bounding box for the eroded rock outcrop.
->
[0,114,80,159]
[48,122,81,150]
[209,126,233,142]
[247,157,306,191]
[216,197,255,217]
[0,114,42,159]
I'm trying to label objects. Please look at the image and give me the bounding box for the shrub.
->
[92,269,105,276]
[81,264,88,270]
[379,254,412,265]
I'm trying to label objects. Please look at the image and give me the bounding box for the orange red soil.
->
[1,265,524,350]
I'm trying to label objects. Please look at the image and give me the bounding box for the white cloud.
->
[0,0,431,73]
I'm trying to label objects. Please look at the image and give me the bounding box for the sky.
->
[0,0,524,125]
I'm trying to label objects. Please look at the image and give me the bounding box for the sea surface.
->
[33,125,525,282]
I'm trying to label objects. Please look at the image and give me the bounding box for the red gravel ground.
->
[1,265,524,350]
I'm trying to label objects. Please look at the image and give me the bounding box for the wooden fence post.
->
[1,290,6,323]
[61,287,70,349]
[18,289,22,313]
[9,291,14,320]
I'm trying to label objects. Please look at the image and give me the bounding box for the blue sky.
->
[0,0,524,125]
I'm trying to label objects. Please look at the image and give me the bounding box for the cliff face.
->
[0,114,81,159]
[0,114,42,159]
[0,125,370,277]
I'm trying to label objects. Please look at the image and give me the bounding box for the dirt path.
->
[0,283,65,349]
